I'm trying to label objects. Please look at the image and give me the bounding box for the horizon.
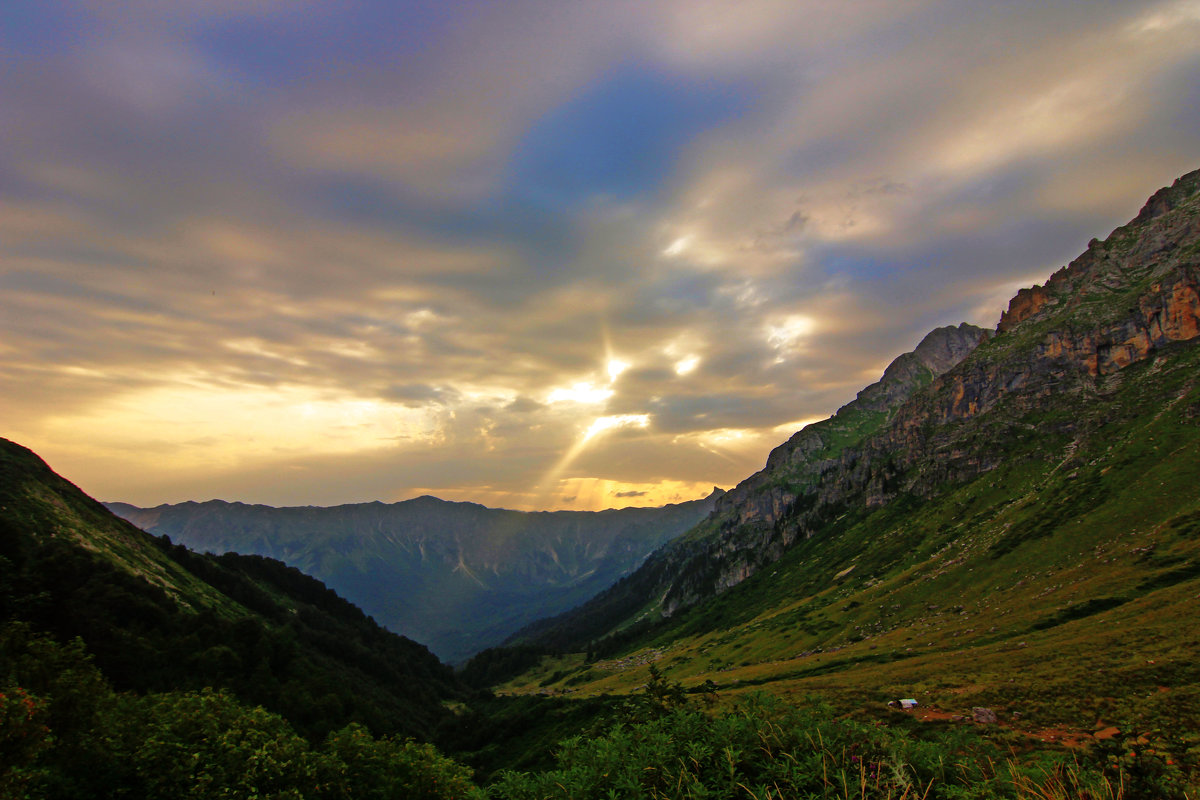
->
[104,485,727,513]
[3,1,1199,511]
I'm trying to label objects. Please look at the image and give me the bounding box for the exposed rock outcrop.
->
[715,323,991,526]
[997,285,1050,333]
[895,169,1200,438]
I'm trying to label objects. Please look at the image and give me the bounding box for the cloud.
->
[3,0,1199,510]
[382,383,464,407]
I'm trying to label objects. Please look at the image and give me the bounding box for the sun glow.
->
[662,235,691,257]
[532,412,652,507]
[606,358,630,381]
[765,314,816,349]
[547,381,614,404]
[551,478,718,510]
[583,413,650,442]
[37,378,444,487]
[774,416,826,435]
[674,355,700,375]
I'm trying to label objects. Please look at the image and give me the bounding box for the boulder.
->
[972,707,998,724]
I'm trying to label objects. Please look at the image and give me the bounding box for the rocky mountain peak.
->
[710,322,988,535]
[1132,167,1200,226]
[996,284,1050,333]
[912,323,994,372]
[847,323,991,414]
[998,167,1200,335]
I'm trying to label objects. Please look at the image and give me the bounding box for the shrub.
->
[317,723,479,800]
[0,686,51,797]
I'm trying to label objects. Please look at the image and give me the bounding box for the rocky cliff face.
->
[887,168,1200,445]
[720,323,990,521]
[788,169,1199,519]
[999,170,1200,337]
[656,327,993,614]
[682,168,1200,613]
[517,167,1200,647]
[689,323,989,568]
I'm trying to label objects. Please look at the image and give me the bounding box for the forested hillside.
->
[0,437,463,743]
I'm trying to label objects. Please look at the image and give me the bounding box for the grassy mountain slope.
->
[107,492,719,663]
[0,437,464,741]
[495,169,1200,758]
[509,323,990,653]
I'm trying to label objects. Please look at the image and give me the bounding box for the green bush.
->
[317,723,479,800]
[114,689,315,800]
[0,625,483,799]
[0,686,51,797]
[486,693,1010,799]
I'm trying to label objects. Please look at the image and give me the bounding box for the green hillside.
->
[0,437,464,743]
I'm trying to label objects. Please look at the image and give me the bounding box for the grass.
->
[475,686,1183,799]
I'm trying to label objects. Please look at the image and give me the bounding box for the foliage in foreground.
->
[479,666,1198,799]
[485,691,1130,800]
[4,629,1192,799]
[0,624,475,800]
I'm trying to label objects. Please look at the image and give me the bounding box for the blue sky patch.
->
[502,64,758,209]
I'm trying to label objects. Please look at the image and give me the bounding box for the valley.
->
[4,168,1200,798]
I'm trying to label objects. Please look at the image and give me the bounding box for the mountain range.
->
[106,492,719,663]
[511,167,1200,652]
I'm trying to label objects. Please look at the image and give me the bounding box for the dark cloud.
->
[382,383,463,407]
[505,396,545,414]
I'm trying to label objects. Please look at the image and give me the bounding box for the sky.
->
[2,1,1199,512]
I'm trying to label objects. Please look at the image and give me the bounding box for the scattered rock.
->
[972,707,998,724]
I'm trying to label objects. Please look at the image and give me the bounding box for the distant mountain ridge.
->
[107,490,721,662]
